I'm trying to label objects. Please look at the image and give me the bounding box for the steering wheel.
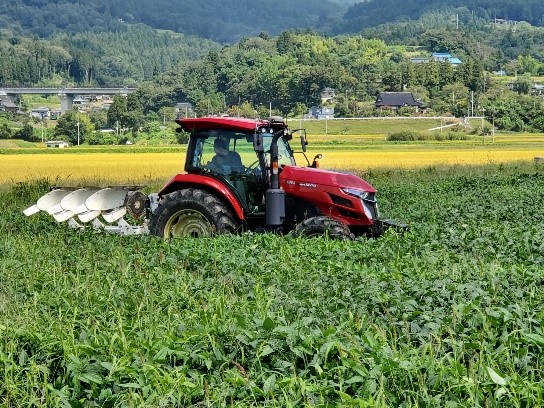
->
[245,160,261,174]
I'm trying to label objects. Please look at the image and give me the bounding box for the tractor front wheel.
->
[149,189,238,238]
[291,216,355,240]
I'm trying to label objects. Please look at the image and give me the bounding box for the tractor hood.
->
[280,166,376,192]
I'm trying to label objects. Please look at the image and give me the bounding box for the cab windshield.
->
[261,132,296,167]
[189,129,296,175]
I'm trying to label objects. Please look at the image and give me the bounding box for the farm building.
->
[45,140,69,148]
[320,88,336,104]
[31,107,51,119]
[431,52,462,65]
[410,52,462,66]
[0,100,18,113]
[308,106,334,119]
[375,92,426,112]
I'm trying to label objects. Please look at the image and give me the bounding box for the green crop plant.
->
[1,163,544,406]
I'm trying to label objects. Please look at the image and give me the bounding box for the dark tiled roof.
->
[0,101,17,108]
[375,92,424,107]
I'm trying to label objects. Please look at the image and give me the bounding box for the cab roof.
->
[176,116,286,133]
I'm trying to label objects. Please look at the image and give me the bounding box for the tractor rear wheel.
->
[291,216,355,240]
[149,188,237,238]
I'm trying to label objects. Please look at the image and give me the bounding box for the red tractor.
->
[149,116,405,239]
[24,116,406,239]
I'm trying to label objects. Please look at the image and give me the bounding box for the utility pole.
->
[492,115,495,143]
[481,108,485,144]
[77,114,80,146]
[41,114,45,143]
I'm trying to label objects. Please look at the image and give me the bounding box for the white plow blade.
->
[53,188,100,222]
[23,189,73,216]
[74,188,130,225]
[86,188,129,211]
[78,210,102,223]
[53,210,74,222]
[102,207,127,223]
[44,190,75,215]
[23,204,40,216]
[61,189,99,211]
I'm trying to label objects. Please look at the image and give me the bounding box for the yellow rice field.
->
[2,142,544,186]
[1,153,186,186]
[309,147,544,171]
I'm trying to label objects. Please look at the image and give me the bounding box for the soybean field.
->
[1,161,544,406]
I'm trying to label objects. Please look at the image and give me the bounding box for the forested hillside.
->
[0,0,343,43]
[2,0,544,43]
[338,0,544,34]
[0,26,219,86]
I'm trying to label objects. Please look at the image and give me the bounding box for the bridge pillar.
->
[59,93,74,113]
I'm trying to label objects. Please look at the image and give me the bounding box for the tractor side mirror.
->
[253,133,264,152]
[300,133,308,152]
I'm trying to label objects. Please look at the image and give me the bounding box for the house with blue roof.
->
[431,52,462,65]
[410,52,462,66]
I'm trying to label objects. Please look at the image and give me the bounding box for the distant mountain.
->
[0,0,346,43]
[2,0,543,44]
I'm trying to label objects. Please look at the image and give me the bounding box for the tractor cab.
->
[182,119,296,215]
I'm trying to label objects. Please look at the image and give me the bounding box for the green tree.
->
[517,55,540,75]
[89,111,108,130]
[238,101,257,118]
[513,74,533,94]
[54,111,93,145]
[124,92,145,134]
[107,95,127,129]
[0,118,12,139]
[14,124,36,142]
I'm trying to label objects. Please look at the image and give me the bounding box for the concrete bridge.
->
[0,87,136,113]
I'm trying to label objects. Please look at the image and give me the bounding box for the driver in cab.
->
[207,137,243,174]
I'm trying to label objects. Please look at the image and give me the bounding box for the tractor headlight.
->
[342,188,376,220]
[342,188,369,199]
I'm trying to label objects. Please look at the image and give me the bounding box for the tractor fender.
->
[157,174,245,221]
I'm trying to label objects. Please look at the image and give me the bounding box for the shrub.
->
[386,130,428,141]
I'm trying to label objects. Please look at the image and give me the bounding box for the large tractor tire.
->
[149,188,238,238]
[291,216,355,240]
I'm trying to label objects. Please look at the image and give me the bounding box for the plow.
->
[24,116,407,239]
[24,186,155,234]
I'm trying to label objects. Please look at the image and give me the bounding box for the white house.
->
[31,107,51,119]
[45,140,69,148]
[309,106,334,119]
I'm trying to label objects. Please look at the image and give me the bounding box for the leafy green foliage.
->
[54,111,93,145]
[2,164,544,405]
[387,130,470,141]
